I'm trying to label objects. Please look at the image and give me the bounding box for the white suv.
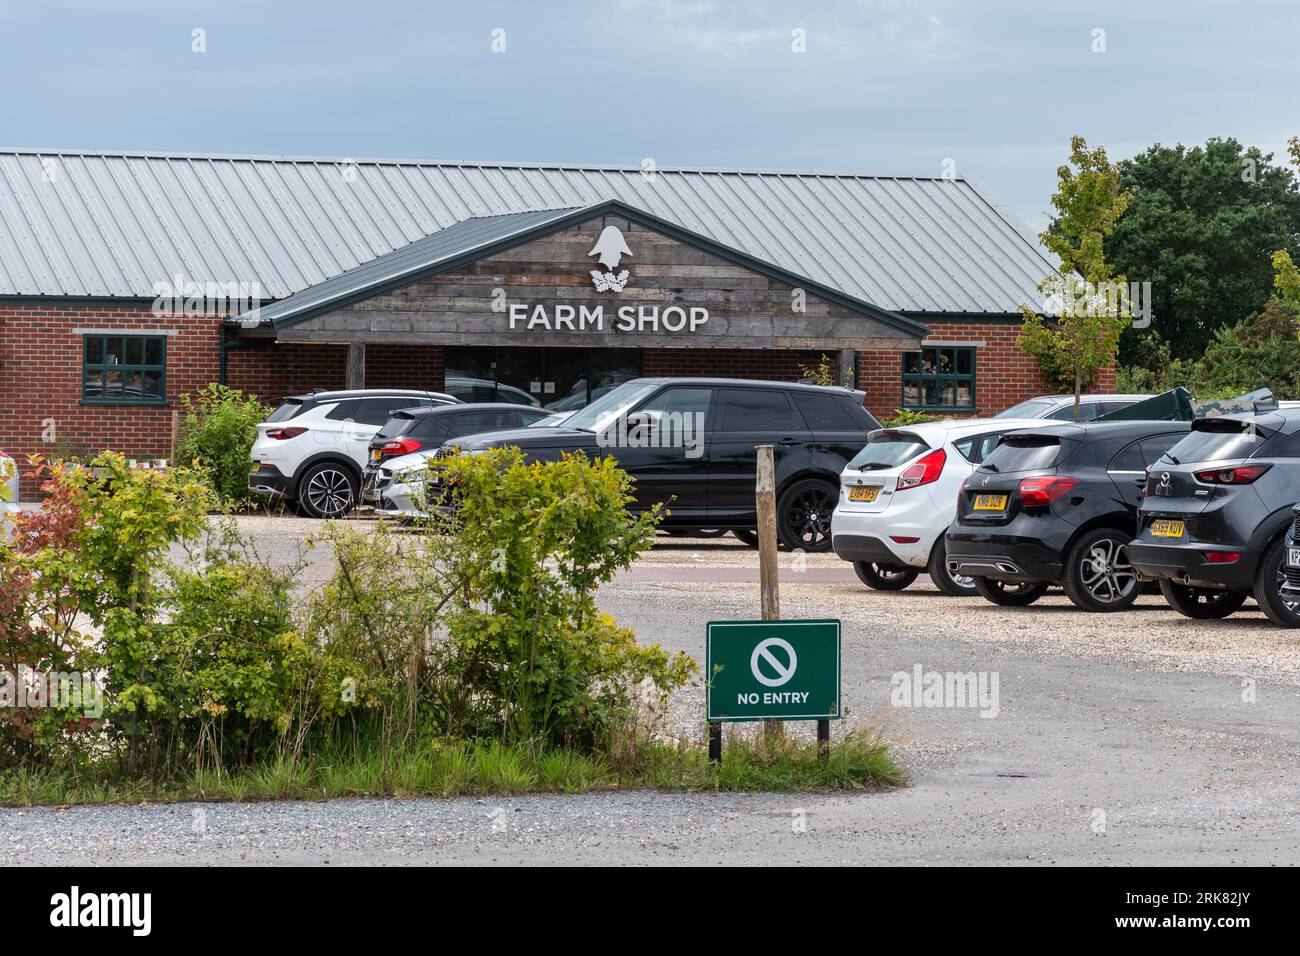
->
[249,389,457,517]
[830,418,1054,595]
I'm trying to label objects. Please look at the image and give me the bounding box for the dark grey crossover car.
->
[1129,409,1300,625]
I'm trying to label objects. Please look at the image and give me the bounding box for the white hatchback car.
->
[831,418,1055,595]
[248,388,457,518]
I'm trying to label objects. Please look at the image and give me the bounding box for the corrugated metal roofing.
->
[0,148,1056,313]
[249,206,583,326]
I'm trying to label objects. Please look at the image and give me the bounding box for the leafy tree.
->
[1270,137,1300,315]
[1018,136,1133,418]
[1108,138,1300,362]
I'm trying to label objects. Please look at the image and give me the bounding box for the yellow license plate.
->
[1151,519,1185,538]
[848,485,880,502]
[973,494,1008,511]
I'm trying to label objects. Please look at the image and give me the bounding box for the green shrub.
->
[177,383,271,506]
[1199,299,1300,398]
[879,408,945,427]
[422,448,698,745]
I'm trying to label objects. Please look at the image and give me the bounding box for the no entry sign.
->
[706,619,841,722]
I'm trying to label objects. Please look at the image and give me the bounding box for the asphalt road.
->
[5,522,1299,865]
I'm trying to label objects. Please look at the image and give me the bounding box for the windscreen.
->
[981,434,1062,472]
[847,434,928,470]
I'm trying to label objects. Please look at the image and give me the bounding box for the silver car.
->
[996,393,1151,422]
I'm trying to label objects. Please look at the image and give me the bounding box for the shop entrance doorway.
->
[444,346,643,411]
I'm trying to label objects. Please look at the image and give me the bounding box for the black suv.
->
[946,420,1190,611]
[447,377,880,551]
[1128,409,1300,625]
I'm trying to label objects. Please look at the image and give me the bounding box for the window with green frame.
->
[82,334,167,403]
[901,345,976,410]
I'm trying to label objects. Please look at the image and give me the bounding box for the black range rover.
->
[446,377,880,551]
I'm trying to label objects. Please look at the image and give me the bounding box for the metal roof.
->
[0,147,1056,313]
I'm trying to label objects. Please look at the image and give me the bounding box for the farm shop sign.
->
[506,303,709,334]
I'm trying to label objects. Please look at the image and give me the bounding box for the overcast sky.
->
[2,0,1295,232]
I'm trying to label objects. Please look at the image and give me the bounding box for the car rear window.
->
[848,434,928,470]
[1166,421,1267,463]
[266,399,307,423]
[792,393,863,431]
[376,415,419,439]
[981,434,1062,472]
[995,399,1057,419]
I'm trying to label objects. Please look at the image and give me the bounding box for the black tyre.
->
[1254,538,1300,628]
[776,478,837,552]
[927,537,979,597]
[296,461,359,519]
[972,576,1049,607]
[853,562,920,591]
[1157,580,1248,620]
[1062,528,1140,612]
[732,529,759,547]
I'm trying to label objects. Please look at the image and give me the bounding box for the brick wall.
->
[364,344,444,391]
[0,303,224,495]
[643,348,839,383]
[859,321,1052,419]
[226,343,348,398]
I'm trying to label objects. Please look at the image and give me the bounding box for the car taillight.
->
[897,448,946,490]
[382,438,424,456]
[266,426,308,440]
[1193,464,1271,484]
[1017,475,1078,507]
[1140,469,1149,500]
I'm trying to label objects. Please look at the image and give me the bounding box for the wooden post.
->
[756,443,783,749]
[838,348,857,389]
[346,343,366,390]
[756,445,780,621]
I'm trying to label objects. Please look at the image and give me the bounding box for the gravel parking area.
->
[7,516,1297,866]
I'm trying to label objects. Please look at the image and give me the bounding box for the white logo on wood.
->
[588,226,632,292]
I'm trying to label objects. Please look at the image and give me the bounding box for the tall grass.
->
[0,728,902,806]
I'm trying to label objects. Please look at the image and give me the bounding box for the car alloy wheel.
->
[777,479,837,552]
[301,465,356,518]
[1063,529,1141,612]
[1081,538,1136,602]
